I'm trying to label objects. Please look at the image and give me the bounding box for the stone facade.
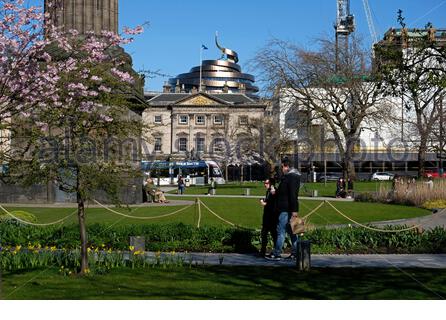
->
[44,0,118,35]
[142,92,266,163]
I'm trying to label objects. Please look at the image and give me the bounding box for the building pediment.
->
[174,93,229,106]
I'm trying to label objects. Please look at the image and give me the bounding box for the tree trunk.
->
[418,140,428,178]
[343,137,357,180]
[77,193,88,274]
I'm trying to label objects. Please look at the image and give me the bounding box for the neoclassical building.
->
[143,91,265,162]
[142,40,266,166]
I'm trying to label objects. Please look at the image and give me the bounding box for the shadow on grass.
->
[3,266,446,300]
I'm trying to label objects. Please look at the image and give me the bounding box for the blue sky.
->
[119,0,446,92]
[90,1,446,91]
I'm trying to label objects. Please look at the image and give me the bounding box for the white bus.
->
[141,160,225,186]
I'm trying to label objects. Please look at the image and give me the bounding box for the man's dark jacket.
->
[276,168,300,214]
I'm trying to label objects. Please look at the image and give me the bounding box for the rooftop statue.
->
[215,32,239,64]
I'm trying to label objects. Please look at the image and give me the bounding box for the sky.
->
[64,1,446,92]
[119,0,446,92]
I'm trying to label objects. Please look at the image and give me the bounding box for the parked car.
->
[370,172,395,181]
[317,173,343,182]
[423,170,446,179]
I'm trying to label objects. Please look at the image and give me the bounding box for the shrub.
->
[422,200,446,210]
[1,222,446,256]
[0,211,37,223]
[356,180,446,207]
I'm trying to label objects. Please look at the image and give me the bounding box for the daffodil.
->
[129,245,135,251]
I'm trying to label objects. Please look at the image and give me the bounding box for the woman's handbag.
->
[290,215,305,234]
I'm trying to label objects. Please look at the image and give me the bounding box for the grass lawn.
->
[5,197,430,229]
[169,181,391,197]
[2,267,445,299]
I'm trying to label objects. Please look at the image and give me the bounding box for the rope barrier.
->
[93,199,193,220]
[302,201,326,220]
[198,199,236,227]
[0,204,77,227]
[196,198,202,228]
[299,201,332,226]
[325,201,422,233]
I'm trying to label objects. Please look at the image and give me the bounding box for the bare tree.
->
[254,36,391,179]
[375,14,446,177]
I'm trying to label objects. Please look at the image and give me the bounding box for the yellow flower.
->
[15,245,21,252]
[129,246,135,251]
[107,249,112,254]
[87,248,92,253]
[50,246,57,252]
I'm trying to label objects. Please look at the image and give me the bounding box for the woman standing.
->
[259,178,278,257]
[178,176,185,195]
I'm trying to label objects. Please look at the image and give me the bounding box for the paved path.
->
[138,252,446,269]
[166,193,354,202]
[370,209,446,230]
[0,200,195,208]
[325,209,446,230]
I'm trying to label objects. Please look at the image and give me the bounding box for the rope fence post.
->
[296,240,311,271]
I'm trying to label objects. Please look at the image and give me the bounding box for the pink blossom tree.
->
[1,0,146,274]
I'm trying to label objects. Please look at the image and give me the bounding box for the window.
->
[239,116,248,125]
[195,115,206,125]
[179,138,187,152]
[214,115,224,125]
[154,115,162,124]
[154,137,162,152]
[196,137,205,153]
[179,115,188,125]
[212,138,226,153]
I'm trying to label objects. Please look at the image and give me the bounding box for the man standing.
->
[266,158,300,261]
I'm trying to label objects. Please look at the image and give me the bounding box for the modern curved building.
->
[167,36,259,97]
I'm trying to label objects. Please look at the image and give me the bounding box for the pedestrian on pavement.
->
[426,176,434,191]
[266,157,301,261]
[347,177,354,198]
[207,177,217,195]
[259,178,278,257]
[336,177,346,198]
[178,176,186,194]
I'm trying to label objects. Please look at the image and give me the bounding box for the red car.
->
[423,170,446,178]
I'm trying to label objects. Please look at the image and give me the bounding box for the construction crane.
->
[335,0,355,70]
[362,0,378,45]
